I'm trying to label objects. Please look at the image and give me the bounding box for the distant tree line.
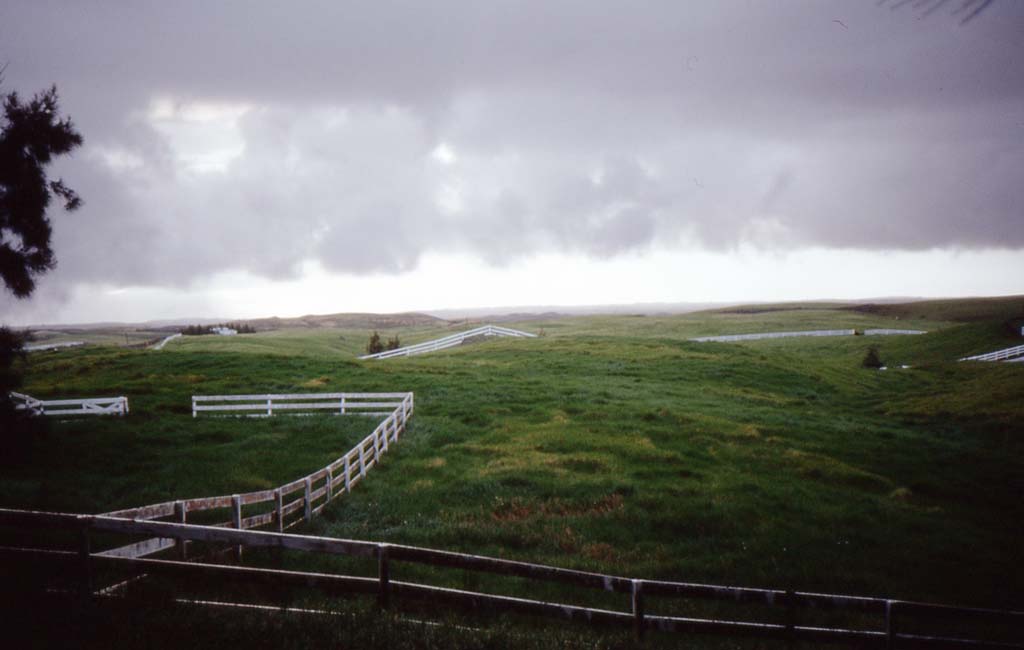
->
[182,322,256,336]
[366,331,400,354]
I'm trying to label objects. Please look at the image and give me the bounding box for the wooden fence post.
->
[378,544,391,609]
[266,398,272,417]
[304,478,312,522]
[785,589,796,649]
[632,579,645,641]
[326,467,333,502]
[192,396,197,418]
[885,600,895,650]
[340,395,346,415]
[359,444,367,478]
[231,494,242,562]
[78,523,94,602]
[381,423,389,453]
[174,500,187,561]
[274,489,283,533]
[344,457,352,492]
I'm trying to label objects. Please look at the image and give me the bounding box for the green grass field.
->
[3,299,1023,644]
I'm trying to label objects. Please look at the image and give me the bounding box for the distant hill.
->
[698,295,1024,324]
[26,312,448,333]
[241,312,446,331]
[426,302,735,320]
[842,295,1024,323]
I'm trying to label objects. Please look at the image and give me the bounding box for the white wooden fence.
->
[151,333,181,350]
[99,391,414,560]
[863,329,927,336]
[960,344,1024,362]
[690,329,856,343]
[191,392,408,417]
[23,341,85,352]
[360,324,537,360]
[9,391,129,417]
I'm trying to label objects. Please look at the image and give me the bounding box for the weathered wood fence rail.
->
[100,392,413,559]
[359,324,537,360]
[0,508,1020,649]
[960,344,1024,362]
[9,391,129,416]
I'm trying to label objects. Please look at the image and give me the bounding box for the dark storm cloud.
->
[1,0,1022,297]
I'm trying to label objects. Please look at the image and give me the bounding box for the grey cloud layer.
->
[1,0,1022,292]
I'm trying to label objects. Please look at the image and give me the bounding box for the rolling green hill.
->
[3,300,1022,628]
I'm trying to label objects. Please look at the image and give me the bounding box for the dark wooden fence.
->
[1,508,1020,648]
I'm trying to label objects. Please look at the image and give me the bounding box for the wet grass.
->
[3,306,1022,625]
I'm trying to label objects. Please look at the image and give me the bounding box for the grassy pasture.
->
[3,301,1023,637]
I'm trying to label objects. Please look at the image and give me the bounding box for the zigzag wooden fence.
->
[98,392,413,559]
[359,324,537,360]
[0,509,1020,648]
[9,391,129,416]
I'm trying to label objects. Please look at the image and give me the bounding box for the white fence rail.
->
[360,324,537,360]
[23,341,85,352]
[192,392,409,418]
[690,329,856,343]
[151,333,182,350]
[9,391,128,417]
[100,391,414,560]
[960,344,1024,362]
[863,329,927,336]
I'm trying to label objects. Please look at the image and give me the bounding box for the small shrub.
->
[862,346,884,369]
[367,331,384,354]
[386,335,401,351]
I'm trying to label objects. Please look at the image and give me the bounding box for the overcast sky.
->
[2,1,1022,325]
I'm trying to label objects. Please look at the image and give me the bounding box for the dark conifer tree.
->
[0,82,82,441]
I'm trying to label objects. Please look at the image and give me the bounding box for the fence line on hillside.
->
[1,508,1020,648]
[960,344,1024,362]
[23,340,86,352]
[863,329,928,336]
[690,330,856,343]
[98,392,413,560]
[8,391,129,417]
[191,392,408,418]
[359,324,537,360]
[151,333,182,350]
